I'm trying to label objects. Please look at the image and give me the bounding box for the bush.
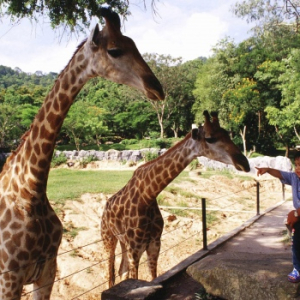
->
[80,155,98,168]
[155,138,172,149]
[121,139,138,145]
[51,152,67,168]
[144,150,159,162]
[189,159,200,170]
[149,131,160,139]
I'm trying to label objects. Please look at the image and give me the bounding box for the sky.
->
[0,0,253,74]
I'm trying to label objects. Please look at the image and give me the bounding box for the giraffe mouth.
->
[143,76,165,100]
[146,88,165,100]
[233,154,250,172]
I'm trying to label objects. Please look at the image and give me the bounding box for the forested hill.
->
[0,65,57,88]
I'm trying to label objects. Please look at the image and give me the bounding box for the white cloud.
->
[0,18,84,73]
[125,0,247,61]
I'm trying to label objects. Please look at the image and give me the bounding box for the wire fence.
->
[8,177,288,299]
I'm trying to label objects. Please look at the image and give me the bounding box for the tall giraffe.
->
[0,8,164,300]
[101,111,250,287]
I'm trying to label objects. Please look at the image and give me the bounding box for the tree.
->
[114,101,158,139]
[264,48,300,156]
[18,104,39,128]
[139,53,198,138]
[62,101,91,150]
[0,103,21,148]
[0,0,156,32]
[232,0,300,33]
[222,78,260,155]
[84,106,110,147]
[62,100,109,150]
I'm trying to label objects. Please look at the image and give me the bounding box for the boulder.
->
[187,252,300,300]
[197,156,293,175]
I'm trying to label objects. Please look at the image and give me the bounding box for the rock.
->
[186,252,300,300]
[101,279,163,300]
[249,156,293,173]
[197,156,293,175]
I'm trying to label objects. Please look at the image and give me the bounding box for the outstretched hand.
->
[256,167,268,176]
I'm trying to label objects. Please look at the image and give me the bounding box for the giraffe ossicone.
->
[101,111,250,288]
[0,7,164,300]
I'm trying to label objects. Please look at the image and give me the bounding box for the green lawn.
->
[47,168,191,204]
[47,169,134,203]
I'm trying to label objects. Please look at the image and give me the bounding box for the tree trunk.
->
[285,144,289,157]
[239,126,247,156]
[157,115,164,138]
[294,126,300,141]
[172,122,179,138]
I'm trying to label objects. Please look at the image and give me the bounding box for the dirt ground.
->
[21,161,291,299]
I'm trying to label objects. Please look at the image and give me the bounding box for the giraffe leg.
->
[126,245,141,280]
[146,239,161,280]
[102,232,118,288]
[107,238,118,288]
[118,241,129,281]
[32,257,57,300]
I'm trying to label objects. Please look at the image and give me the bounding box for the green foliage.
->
[155,138,172,149]
[143,150,159,162]
[79,155,98,168]
[121,139,138,145]
[51,152,67,168]
[63,224,87,239]
[137,53,199,138]
[1,1,130,32]
[0,102,22,148]
[189,159,200,170]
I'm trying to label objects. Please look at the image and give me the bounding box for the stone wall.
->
[54,148,167,163]
[0,149,293,175]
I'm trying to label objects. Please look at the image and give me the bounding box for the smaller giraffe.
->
[101,111,250,287]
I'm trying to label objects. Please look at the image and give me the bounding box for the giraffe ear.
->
[192,124,198,140]
[88,24,101,48]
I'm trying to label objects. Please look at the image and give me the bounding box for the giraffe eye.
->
[205,137,217,144]
[108,48,123,58]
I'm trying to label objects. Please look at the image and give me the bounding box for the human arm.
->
[255,167,283,179]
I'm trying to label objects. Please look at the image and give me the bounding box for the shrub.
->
[144,150,158,162]
[189,159,200,170]
[121,139,138,145]
[51,152,67,168]
[80,155,98,168]
[155,138,172,149]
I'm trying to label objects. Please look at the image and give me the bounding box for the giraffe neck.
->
[0,44,90,196]
[136,133,203,199]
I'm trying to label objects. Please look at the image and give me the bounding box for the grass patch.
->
[64,225,88,239]
[157,195,170,206]
[47,169,134,203]
[206,211,218,225]
[169,208,189,218]
[171,171,191,182]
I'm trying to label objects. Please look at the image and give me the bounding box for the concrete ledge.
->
[101,279,163,300]
[152,201,286,286]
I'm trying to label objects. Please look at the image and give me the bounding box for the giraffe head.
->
[83,7,164,100]
[192,111,250,172]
